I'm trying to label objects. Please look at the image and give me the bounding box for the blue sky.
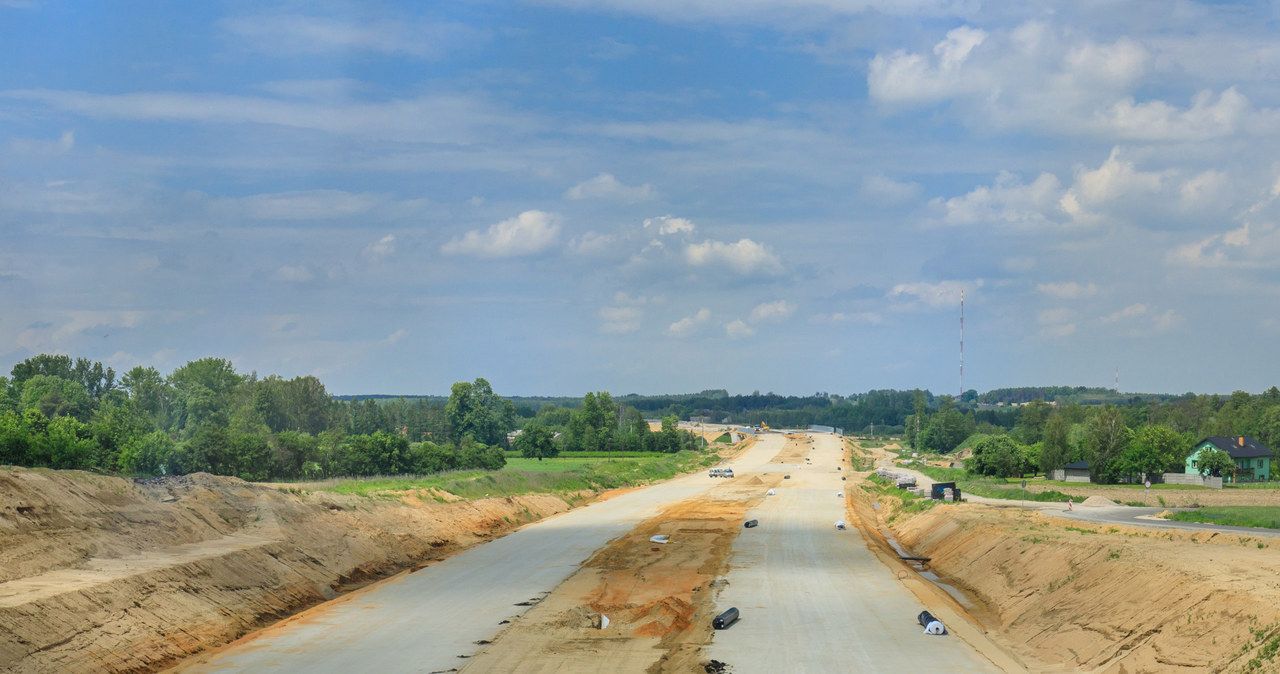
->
[3,1,1280,396]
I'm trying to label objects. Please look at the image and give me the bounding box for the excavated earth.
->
[878,500,1280,673]
[0,467,576,673]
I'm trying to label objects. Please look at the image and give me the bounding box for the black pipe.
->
[713,607,740,629]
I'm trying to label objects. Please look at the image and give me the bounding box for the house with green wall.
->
[1185,436,1274,483]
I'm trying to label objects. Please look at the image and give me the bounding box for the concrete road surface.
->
[176,435,787,673]
[704,433,998,672]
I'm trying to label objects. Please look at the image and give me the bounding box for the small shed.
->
[1049,460,1091,483]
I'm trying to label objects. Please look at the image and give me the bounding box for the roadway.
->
[174,435,788,673]
[703,433,998,672]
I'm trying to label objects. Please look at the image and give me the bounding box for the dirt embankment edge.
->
[875,497,1280,673]
[0,467,584,673]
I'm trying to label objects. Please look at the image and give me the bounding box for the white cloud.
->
[442,210,560,258]
[888,280,977,310]
[643,214,695,235]
[749,300,795,323]
[273,265,315,282]
[384,329,407,344]
[220,14,483,59]
[1040,323,1077,339]
[565,173,656,203]
[1066,148,1164,207]
[1100,304,1181,335]
[1101,304,1148,323]
[937,171,1065,228]
[867,26,989,105]
[684,238,783,276]
[363,234,396,260]
[667,308,710,337]
[1037,282,1098,300]
[570,231,617,255]
[1100,88,1250,141]
[725,319,755,339]
[1179,170,1228,211]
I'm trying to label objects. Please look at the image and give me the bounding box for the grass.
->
[307,450,721,500]
[1167,506,1280,530]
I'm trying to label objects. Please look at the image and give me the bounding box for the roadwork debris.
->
[917,610,946,635]
[650,534,671,544]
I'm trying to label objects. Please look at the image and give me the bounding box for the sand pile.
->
[1081,495,1118,507]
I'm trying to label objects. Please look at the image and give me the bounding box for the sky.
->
[2,1,1280,397]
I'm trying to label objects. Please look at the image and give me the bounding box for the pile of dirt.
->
[1081,495,1119,507]
[0,467,577,673]
[888,504,1280,672]
[462,477,777,673]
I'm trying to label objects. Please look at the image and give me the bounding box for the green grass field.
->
[1167,506,1280,530]
[307,450,721,499]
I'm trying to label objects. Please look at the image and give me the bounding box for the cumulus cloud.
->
[384,328,407,344]
[442,210,560,258]
[667,308,710,337]
[724,319,755,339]
[1100,304,1181,335]
[888,280,977,310]
[643,214,695,235]
[936,171,1065,228]
[868,26,989,105]
[749,300,795,323]
[1037,282,1098,299]
[570,231,617,256]
[363,234,396,260]
[565,173,656,203]
[684,238,783,276]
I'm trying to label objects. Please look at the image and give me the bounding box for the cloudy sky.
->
[3,1,1279,396]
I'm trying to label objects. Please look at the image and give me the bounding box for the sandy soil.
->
[462,472,777,673]
[0,467,578,673]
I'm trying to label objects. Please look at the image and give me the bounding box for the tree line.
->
[0,354,707,481]
[906,388,1280,483]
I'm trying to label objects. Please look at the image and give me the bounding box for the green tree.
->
[121,366,172,429]
[445,378,514,445]
[515,425,558,461]
[1196,447,1236,478]
[968,435,1025,478]
[922,397,974,454]
[118,431,178,476]
[169,358,243,433]
[1016,399,1051,444]
[1039,414,1071,474]
[1085,405,1131,484]
[1124,425,1187,479]
[19,374,93,421]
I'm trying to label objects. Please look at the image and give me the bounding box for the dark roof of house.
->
[1063,460,1090,470]
[1199,437,1275,459]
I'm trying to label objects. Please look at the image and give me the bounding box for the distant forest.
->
[2,353,1278,485]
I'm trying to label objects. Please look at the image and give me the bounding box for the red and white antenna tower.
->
[1115,366,1120,394]
[960,289,965,398]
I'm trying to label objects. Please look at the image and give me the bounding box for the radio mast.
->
[960,289,964,399]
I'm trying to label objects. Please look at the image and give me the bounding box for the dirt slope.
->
[887,504,1280,673]
[0,467,574,673]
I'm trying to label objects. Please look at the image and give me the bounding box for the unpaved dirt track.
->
[704,433,998,672]
[174,436,787,673]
